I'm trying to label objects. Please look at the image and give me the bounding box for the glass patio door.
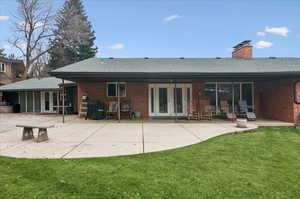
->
[158,87,169,114]
[173,87,183,114]
[44,92,51,112]
[41,91,59,113]
[157,86,171,116]
[149,84,192,117]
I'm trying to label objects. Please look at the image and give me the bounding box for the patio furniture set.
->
[86,100,135,120]
[106,101,134,119]
[187,99,256,121]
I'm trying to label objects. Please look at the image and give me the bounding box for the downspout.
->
[174,81,177,122]
[232,82,234,113]
[62,79,65,123]
[117,81,121,123]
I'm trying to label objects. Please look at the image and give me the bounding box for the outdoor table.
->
[16,124,54,142]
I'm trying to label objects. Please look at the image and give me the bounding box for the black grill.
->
[86,100,105,120]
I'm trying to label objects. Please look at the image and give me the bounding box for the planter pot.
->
[236,119,248,128]
[134,112,141,118]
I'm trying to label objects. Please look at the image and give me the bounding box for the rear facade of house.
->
[52,41,300,123]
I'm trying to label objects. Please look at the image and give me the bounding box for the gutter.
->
[0,88,62,92]
[50,71,300,79]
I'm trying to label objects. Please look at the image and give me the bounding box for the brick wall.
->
[293,81,300,123]
[254,82,263,118]
[192,81,204,111]
[256,79,295,122]
[73,87,78,113]
[77,82,149,117]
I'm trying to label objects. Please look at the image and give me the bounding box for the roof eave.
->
[51,71,300,78]
[0,88,61,92]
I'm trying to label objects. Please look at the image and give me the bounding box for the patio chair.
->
[106,101,118,119]
[238,100,248,118]
[187,110,199,120]
[199,105,213,120]
[220,100,237,121]
[199,99,212,120]
[187,102,199,120]
[238,100,256,121]
[220,100,230,116]
[120,101,134,119]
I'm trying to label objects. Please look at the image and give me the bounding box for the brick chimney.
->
[232,40,253,59]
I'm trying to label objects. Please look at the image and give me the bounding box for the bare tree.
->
[29,44,51,78]
[9,0,54,79]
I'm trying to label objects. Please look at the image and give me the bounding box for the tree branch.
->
[9,0,55,78]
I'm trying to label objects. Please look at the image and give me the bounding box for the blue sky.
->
[0,0,300,58]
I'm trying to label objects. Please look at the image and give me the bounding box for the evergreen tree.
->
[48,0,97,69]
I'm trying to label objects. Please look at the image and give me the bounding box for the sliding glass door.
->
[218,84,233,112]
[241,84,254,112]
[204,82,254,114]
[203,84,217,113]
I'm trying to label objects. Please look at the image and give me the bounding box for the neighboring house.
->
[51,40,300,123]
[0,57,24,86]
[0,77,77,114]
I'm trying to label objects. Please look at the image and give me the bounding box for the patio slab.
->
[0,114,262,159]
[143,123,200,153]
[65,123,143,158]
[181,123,257,142]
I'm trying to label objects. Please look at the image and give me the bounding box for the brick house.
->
[0,57,25,103]
[51,41,300,123]
[0,57,24,86]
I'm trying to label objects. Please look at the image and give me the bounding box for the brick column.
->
[192,81,204,112]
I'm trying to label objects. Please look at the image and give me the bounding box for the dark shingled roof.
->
[52,57,300,74]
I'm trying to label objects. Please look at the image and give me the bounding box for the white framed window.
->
[0,62,5,72]
[107,82,126,97]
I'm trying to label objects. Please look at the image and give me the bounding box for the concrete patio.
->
[0,113,292,159]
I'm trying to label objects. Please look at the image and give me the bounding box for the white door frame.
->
[41,91,59,113]
[148,84,192,117]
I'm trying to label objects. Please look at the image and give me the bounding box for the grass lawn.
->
[1,127,300,199]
